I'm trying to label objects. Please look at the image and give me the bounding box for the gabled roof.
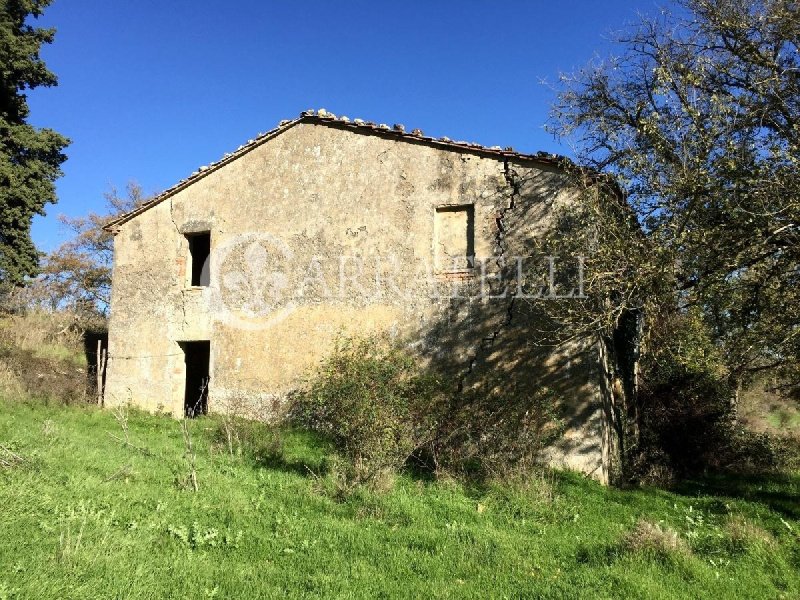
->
[104,109,572,231]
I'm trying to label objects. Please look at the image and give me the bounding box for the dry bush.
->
[0,310,86,359]
[504,469,557,504]
[724,515,776,553]
[310,454,397,500]
[621,519,689,557]
[0,443,27,469]
[0,346,87,404]
[0,360,25,400]
[630,457,678,488]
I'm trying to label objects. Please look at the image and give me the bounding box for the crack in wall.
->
[457,159,522,392]
[169,198,189,327]
[169,197,181,235]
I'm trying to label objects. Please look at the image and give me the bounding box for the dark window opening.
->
[186,231,210,286]
[181,341,209,417]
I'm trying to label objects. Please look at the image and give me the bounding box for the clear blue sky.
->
[28,0,664,251]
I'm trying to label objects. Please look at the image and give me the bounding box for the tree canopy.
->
[24,182,148,315]
[550,0,800,391]
[0,0,69,287]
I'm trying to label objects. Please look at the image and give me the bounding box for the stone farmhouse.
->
[103,110,629,483]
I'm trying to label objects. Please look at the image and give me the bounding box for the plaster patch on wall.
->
[434,205,475,271]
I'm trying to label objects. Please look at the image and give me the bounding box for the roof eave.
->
[103,112,576,231]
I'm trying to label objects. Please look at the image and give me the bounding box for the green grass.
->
[1,399,799,599]
[740,380,800,439]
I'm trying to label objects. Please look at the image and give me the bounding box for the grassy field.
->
[740,381,800,440]
[1,398,798,599]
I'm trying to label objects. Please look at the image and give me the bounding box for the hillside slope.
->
[1,399,798,599]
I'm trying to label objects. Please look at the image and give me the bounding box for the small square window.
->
[434,205,475,271]
[186,231,210,287]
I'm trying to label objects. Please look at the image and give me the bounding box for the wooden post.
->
[101,348,107,406]
[96,340,107,406]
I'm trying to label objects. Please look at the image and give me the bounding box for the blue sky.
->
[28,0,663,251]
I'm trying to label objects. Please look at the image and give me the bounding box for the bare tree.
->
[33,182,149,315]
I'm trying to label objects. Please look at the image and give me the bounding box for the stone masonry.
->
[104,110,621,483]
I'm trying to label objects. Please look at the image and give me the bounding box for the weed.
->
[179,418,199,491]
[166,521,243,551]
[621,519,689,557]
[210,410,284,463]
[0,442,26,470]
[55,501,114,566]
[724,515,776,553]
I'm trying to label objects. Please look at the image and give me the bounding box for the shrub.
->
[212,394,286,462]
[292,336,567,488]
[211,413,284,463]
[621,519,689,557]
[0,310,87,361]
[636,309,736,478]
[290,336,448,486]
[0,346,87,405]
[713,427,800,474]
[431,385,564,480]
[724,515,775,554]
[0,310,100,405]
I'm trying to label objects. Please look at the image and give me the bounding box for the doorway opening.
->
[181,341,210,417]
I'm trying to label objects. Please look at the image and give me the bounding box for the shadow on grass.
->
[254,453,325,478]
[672,472,800,520]
[225,418,799,524]
[247,427,335,478]
[252,443,440,485]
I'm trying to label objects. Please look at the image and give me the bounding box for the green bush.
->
[290,337,448,486]
[636,309,764,479]
[432,385,564,480]
[291,336,567,488]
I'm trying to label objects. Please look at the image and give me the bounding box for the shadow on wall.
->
[414,164,620,482]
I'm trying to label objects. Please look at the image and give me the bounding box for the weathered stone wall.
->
[105,121,611,482]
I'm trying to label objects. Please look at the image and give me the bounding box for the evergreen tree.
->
[0,0,69,287]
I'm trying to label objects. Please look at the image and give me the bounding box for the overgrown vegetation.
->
[291,337,447,487]
[290,333,798,490]
[632,310,800,483]
[0,397,798,599]
[740,378,800,440]
[290,336,565,489]
[540,0,800,482]
[551,0,800,393]
[0,310,93,404]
